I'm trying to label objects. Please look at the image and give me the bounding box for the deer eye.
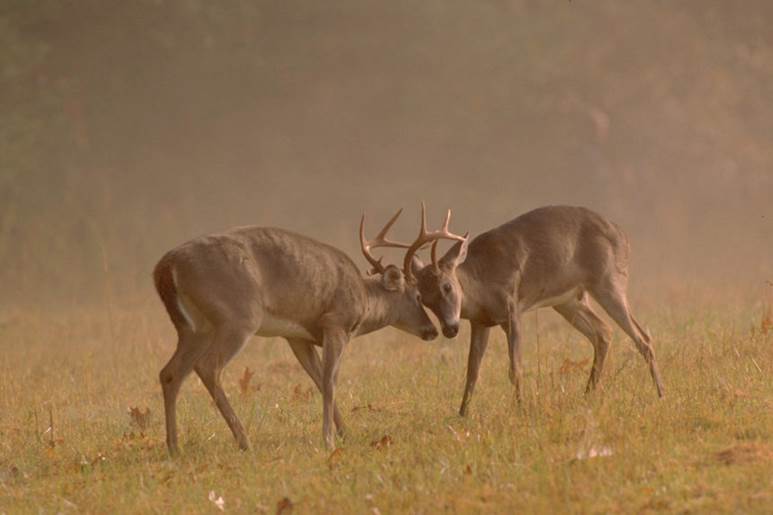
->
[442,283,452,294]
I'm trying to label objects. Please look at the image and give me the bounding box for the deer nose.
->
[443,323,459,338]
[422,327,439,341]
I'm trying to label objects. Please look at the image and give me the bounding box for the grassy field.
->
[1,296,771,514]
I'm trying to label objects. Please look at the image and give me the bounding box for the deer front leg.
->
[459,322,491,417]
[503,307,523,402]
[287,338,346,437]
[321,328,347,450]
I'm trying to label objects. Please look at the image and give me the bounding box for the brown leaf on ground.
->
[291,384,313,402]
[128,406,151,431]
[238,367,255,395]
[352,403,382,413]
[328,448,344,469]
[371,435,393,450]
[716,443,773,465]
[760,305,772,335]
[4,465,20,481]
[276,497,293,514]
[732,388,750,398]
[559,357,590,375]
[639,497,671,512]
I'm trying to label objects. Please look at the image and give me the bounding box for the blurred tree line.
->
[1,0,772,307]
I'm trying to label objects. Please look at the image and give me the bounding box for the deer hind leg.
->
[591,281,665,398]
[553,295,612,393]
[459,323,491,417]
[194,323,256,450]
[160,329,211,456]
[287,338,346,437]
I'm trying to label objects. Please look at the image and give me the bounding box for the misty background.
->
[2,0,772,310]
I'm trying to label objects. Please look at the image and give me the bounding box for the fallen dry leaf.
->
[238,367,256,395]
[328,448,344,469]
[291,384,313,402]
[716,443,773,465]
[559,357,590,375]
[732,388,750,398]
[760,306,772,335]
[352,403,381,413]
[371,435,393,450]
[276,497,293,514]
[128,406,151,432]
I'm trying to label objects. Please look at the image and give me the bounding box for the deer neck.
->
[456,263,484,321]
[357,278,396,336]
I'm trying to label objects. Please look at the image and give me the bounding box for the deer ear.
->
[439,235,470,270]
[411,255,425,276]
[381,265,405,292]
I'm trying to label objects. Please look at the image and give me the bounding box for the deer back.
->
[461,206,630,314]
[164,227,367,335]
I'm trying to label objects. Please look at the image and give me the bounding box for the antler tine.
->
[360,209,412,275]
[372,208,411,249]
[429,209,466,270]
[440,208,451,232]
[403,202,430,281]
[359,214,381,274]
[404,203,467,281]
[431,230,469,269]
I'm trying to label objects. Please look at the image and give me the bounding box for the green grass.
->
[0,301,771,513]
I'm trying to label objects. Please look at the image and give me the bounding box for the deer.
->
[153,209,438,455]
[407,204,665,416]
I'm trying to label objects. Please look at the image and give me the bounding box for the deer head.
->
[360,208,439,341]
[404,203,469,338]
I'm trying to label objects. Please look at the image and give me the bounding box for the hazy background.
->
[2,0,772,310]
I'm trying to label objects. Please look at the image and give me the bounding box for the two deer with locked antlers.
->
[155,204,663,455]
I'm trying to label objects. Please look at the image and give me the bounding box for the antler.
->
[359,208,412,275]
[403,202,467,281]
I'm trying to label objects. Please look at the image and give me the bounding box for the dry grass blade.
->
[48,406,55,448]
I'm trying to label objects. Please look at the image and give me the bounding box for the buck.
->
[154,210,438,454]
[408,204,664,416]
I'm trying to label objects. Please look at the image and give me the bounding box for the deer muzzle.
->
[442,323,459,338]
